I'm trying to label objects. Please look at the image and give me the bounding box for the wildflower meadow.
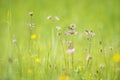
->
[0,0,120,80]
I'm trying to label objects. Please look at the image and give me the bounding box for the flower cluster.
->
[65,24,77,36]
[47,16,60,21]
[27,23,35,28]
[66,41,75,54]
[85,30,95,37]
[27,12,35,29]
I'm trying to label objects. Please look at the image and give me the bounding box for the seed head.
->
[67,41,73,48]
[99,64,105,69]
[57,32,62,36]
[85,30,95,37]
[27,23,35,28]
[86,54,92,61]
[29,12,33,16]
[69,24,76,30]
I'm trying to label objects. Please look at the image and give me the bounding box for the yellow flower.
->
[58,75,68,80]
[113,54,120,62]
[31,34,36,40]
[28,69,32,74]
[35,58,41,63]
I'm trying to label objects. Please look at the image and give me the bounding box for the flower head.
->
[12,38,17,44]
[58,75,68,80]
[28,69,32,74]
[27,23,35,28]
[69,24,76,30]
[35,58,41,63]
[31,34,37,40]
[99,64,105,69]
[65,30,77,35]
[65,24,77,36]
[67,41,73,48]
[86,54,92,61]
[47,16,60,21]
[29,12,33,16]
[54,16,60,21]
[66,41,75,54]
[56,26,61,30]
[67,48,75,54]
[47,16,52,20]
[113,54,120,62]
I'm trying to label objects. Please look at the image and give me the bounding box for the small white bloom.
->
[99,64,105,69]
[47,16,52,20]
[29,12,33,16]
[27,23,35,28]
[85,30,90,35]
[54,16,60,21]
[85,30,95,37]
[56,26,61,30]
[90,32,95,37]
[69,24,76,30]
[12,39,17,44]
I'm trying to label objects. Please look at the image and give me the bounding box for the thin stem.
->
[29,15,33,54]
[88,36,92,54]
[59,36,67,73]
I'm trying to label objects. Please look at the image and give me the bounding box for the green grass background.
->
[0,0,120,80]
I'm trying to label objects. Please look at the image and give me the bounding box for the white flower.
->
[99,64,105,69]
[69,24,76,30]
[54,16,60,21]
[85,30,95,37]
[65,30,77,35]
[12,39,17,44]
[27,23,35,28]
[47,16,52,20]
[56,26,61,30]
[67,48,75,54]
[90,32,95,37]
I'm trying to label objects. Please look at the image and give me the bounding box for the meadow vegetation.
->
[0,0,120,80]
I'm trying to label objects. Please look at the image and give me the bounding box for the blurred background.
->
[0,0,120,77]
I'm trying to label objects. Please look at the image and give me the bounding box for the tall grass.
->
[0,0,120,80]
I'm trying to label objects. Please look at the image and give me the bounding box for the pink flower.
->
[86,54,92,61]
[67,48,75,54]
